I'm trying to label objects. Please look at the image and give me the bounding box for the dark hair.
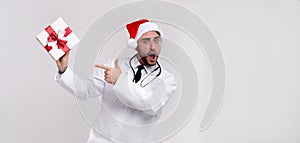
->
[156,31,161,36]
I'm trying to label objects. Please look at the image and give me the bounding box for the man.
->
[55,19,177,143]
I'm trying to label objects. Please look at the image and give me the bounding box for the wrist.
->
[58,66,68,74]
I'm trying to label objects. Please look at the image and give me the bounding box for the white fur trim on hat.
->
[135,22,163,42]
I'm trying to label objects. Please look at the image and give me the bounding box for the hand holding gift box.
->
[36,17,80,61]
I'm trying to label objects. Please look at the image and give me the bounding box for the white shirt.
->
[55,56,177,143]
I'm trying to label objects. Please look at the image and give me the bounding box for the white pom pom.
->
[127,38,137,49]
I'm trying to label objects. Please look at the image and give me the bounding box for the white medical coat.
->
[54,57,177,143]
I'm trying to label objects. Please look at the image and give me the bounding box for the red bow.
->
[44,26,72,52]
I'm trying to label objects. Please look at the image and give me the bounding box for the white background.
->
[0,0,299,142]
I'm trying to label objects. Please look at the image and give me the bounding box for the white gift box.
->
[36,17,79,60]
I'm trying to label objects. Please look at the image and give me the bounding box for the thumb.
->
[114,59,120,69]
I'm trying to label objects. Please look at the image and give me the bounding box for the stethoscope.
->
[129,54,161,87]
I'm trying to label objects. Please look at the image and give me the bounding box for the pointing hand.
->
[95,59,121,84]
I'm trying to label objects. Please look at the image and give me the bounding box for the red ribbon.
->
[44,25,72,52]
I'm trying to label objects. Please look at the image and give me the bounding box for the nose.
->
[149,41,154,49]
[149,39,159,50]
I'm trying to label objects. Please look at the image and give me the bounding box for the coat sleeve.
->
[54,67,106,100]
[113,70,177,116]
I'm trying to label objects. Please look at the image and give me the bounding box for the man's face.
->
[136,31,161,66]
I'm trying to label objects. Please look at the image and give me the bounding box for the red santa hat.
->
[126,19,163,49]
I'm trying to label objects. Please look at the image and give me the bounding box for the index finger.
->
[95,64,111,70]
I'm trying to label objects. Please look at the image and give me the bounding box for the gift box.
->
[36,17,80,60]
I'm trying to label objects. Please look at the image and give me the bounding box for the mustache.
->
[147,52,159,57]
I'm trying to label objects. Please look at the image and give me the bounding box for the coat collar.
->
[131,55,158,74]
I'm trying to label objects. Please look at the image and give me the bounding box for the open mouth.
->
[147,53,157,61]
[149,53,156,58]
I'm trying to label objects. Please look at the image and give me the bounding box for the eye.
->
[154,38,161,44]
[154,38,160,43]
[142,39,150,44]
